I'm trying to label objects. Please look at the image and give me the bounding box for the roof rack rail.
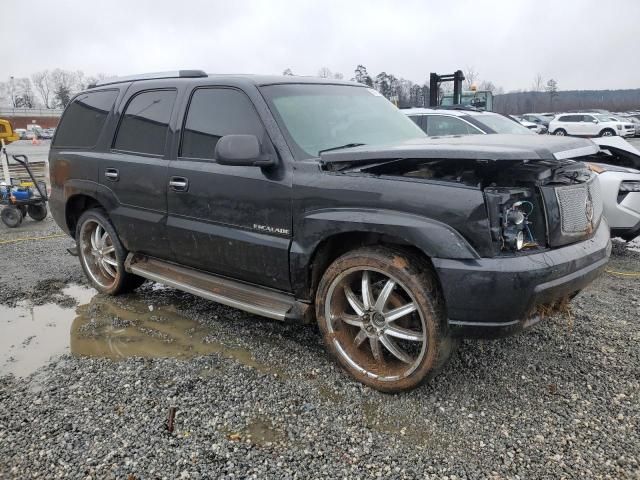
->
[95,70,207,87]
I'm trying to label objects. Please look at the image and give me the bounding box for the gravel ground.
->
[1,218,640,479]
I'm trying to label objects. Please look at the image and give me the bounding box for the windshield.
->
[470,114,534,134]
[260,84,425,159]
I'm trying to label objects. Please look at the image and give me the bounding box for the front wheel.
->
[553,129,566,136]
[76,209,145,295]
[316,246,453,392]
[1,206,23,228]
[600,129,615,137]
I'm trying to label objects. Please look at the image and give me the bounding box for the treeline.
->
[0,70,107,109]
[494,89,640,114]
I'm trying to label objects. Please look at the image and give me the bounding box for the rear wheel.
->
[27,203,47,221]
[1,206,23,228]
[553,129,566,136]
[316,246,453,392]
[76,209,145,295]
[600,129,615,137]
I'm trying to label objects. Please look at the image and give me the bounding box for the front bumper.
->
[432,221,611,338]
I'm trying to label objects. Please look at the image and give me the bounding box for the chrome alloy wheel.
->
[324,267,427,382]
[79,220,119,289]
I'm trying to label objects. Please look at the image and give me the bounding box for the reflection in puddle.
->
[1,284,278,378]
[0,285,96,377]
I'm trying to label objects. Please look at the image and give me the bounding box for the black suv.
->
[49,72,611,392]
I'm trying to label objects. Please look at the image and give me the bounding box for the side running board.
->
[124,254,310,322]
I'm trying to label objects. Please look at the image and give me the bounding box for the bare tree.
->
[317,67,332,78]
[532,73,544,92]
[50,69,80,107]
[282,68,294,76]
[464,66,478,90]
[333,72,344,80]
[545,78,559,110]
[15,78,36,108]
[32,71,53,108]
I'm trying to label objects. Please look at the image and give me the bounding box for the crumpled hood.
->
[319,134,599,165]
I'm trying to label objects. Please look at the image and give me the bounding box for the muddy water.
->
[1,284,277,377]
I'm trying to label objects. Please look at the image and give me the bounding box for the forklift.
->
[0,119,48,228]
[429,70,494,111]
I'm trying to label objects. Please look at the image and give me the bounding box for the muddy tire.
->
[553,128,566,136]
[315,246,453,392]
[599,129,615,137]
[27,203,47,221]
[1,206,23,228]
[76,209,145,295]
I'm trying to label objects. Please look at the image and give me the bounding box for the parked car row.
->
[519,110,640,138]
[13,127,56,140]
[403,107,640,243]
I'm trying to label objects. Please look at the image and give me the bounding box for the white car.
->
[403,108,535,136]
[549,113,634,138]
[509,115,548,134]
[590,136,640,241]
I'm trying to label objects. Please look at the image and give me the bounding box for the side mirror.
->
[592,119,599,123]
[214,134,274,167]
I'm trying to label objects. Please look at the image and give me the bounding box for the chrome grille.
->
[555,176,602,234]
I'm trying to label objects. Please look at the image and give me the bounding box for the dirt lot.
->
[0,139,639,478]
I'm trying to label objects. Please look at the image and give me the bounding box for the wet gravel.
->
[1,218,639,479]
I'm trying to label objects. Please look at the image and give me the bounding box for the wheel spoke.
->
[361,271,373,310]
[353,330,368,348]
[385,325,424,342]
[340,314,363,328]
[90,226,98,250]
[374,279,395,311]
[100,259,117,278]
[344,285,365,316]
[370,337,383,363]
[100,232,109,249]
[380,334,412,364]
[384,303,417,322]
[102,245,115,255]
[102,256,118,267]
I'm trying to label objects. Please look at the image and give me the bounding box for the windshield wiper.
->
[318,143,366,155]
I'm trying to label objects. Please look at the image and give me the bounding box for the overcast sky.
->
[4,0,639,92]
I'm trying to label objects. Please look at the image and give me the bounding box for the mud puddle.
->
[1,284,279,377]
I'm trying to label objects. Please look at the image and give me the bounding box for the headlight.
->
[620,181,640,192]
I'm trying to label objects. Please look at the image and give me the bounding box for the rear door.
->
[99,83,177,259]
[166,86,293,290]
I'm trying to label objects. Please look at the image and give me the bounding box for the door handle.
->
[105,168,119,181]
[169,176,189,192]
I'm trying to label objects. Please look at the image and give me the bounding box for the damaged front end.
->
[323,151,602,257]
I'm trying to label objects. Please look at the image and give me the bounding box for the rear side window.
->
[113,89,177,156]
[53,90,118,148]
[181,88,267,160]
[425,115,478,136]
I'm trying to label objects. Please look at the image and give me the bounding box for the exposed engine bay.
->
[344,157,596,255]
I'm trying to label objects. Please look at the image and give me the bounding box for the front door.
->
[100,85,177,259]
[166,87,292,291]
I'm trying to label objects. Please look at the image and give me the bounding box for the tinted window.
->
[425,115,479,136]
[559,115,579,122]
[113,90,177,155]
[408,115,421,126]
[582,115,595,122]
[53,90,118,148]
[181,88,267,159]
